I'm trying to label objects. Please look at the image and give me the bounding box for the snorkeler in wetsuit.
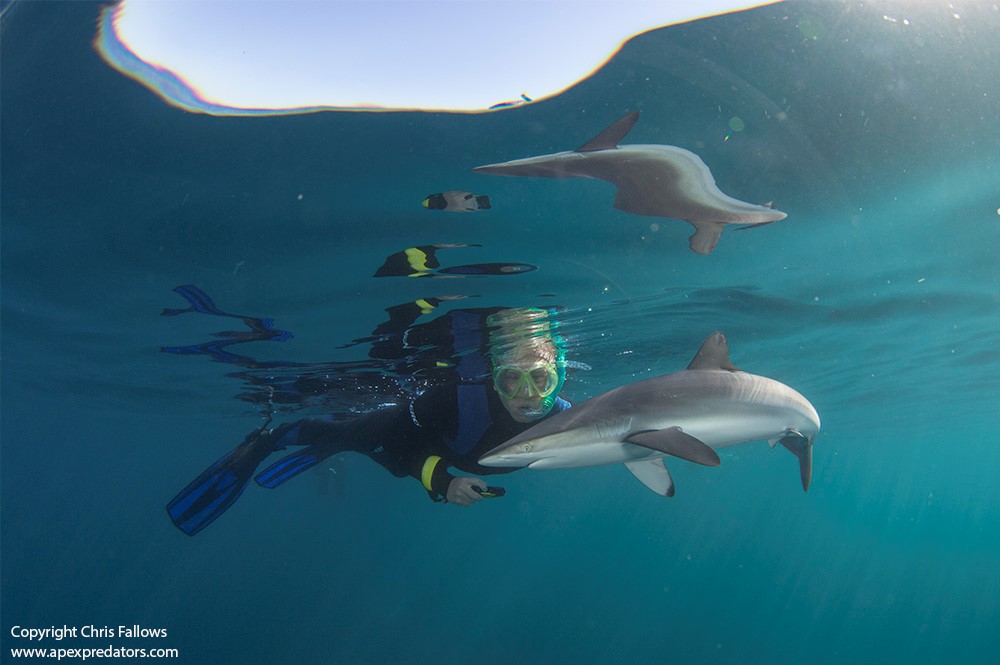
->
[166,307,572,536]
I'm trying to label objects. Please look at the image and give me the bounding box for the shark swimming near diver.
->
[473,111,787,254]
[479,332,819,497]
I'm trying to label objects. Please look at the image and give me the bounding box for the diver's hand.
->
[447,477,487,506]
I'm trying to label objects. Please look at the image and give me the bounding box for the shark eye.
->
[520,443,533,453]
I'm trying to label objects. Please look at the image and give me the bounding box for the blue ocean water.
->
[2,2,998,664]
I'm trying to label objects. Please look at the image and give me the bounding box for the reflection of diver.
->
[422,190,491,212]
[167,306,572,536]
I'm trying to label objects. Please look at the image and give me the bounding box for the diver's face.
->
[494,354,560,423]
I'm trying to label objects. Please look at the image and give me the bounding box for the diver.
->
[166,307,573,536]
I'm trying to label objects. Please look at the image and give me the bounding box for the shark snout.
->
[478,452,525,468]
[473,152,581,178]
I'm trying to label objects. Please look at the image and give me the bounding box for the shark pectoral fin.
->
[688,222,725,255]
[779,433,813,492]
[625,458,675,497]
[626,427,721,467]
[575,111,640,152]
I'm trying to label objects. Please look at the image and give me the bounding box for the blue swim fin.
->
[166,424,277,536]
[254,445,335,489]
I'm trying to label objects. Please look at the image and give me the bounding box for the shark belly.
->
[527,441,655,469]
[632,372,819,447]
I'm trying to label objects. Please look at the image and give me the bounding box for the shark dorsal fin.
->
[575,111,640,152]
[686,332,740,371]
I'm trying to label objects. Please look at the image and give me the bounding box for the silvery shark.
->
[473,111,787,255]
[479,332,820,497]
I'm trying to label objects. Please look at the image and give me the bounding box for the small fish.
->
[489,93,533,110]
[422,191,491,212]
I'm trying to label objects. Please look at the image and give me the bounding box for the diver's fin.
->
[626,427,721,466]
[779,431,813,492]
[166,444,268,536]
[166,421,279,536]
[687,221,724,255]
[686,331,739,372]
[255,445,336,489]
[576,111,639,152]
[625,458,675,497]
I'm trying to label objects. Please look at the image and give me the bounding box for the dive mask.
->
[492,362,561,400]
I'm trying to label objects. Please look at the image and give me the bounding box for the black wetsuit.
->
[259,384,572,500]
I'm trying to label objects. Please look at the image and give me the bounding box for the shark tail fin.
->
[576,111,640,152]
[778,432,813,492]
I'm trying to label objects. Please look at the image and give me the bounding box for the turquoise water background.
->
[2,2,998,663]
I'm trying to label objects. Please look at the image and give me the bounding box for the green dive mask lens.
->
[492,363,561,400]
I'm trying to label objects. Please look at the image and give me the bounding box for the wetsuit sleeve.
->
[388,389,460,501]
[415,455,456,501]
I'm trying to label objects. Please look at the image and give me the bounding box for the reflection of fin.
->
[375,244,536,278]
[255,445,336,488]
[437,263,536,276]
[166,432,277,536]
[688,222,724,255]
[374,244,482,277]
[576,110,639,152]
[374,245,439,277]
[626,427,721,466]
[625,458,675,497]
[161,284,285,337]
[161,284,226,317]
[779,431,813,491]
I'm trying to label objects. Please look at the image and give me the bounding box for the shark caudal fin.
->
[625,458,675,497]
[778,432,813,492]
[575,111,640,152]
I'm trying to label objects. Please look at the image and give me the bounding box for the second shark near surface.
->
[479,332,820,497]
[473,111,787,255]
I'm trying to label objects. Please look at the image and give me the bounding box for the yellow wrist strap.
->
[421,455,443,492]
